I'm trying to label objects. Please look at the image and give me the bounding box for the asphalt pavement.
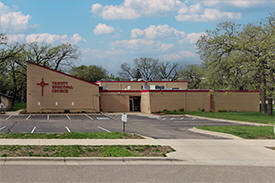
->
[0,114,249,139]
[0,164,274,183]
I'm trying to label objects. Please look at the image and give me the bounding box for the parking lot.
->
[0,114,247,139]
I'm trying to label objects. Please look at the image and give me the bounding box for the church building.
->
[27,62,260,113]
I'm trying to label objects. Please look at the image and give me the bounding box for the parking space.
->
[49,115,68,120]
[68,115,90,121]
[30,115,48,120]
[0,115,9,120]
[0,113,250,139]
[35,122,68,133]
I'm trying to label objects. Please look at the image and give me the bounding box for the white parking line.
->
[65,126,71,133]
[97,126,111,133]
[47,115,49,120]
[66,114,71,121]
[85,114,94,120]
[5,115,12,120]
[0,126,6,131]
[26,115,31,120]
[31,126,36,133]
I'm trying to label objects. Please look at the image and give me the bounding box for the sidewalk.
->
[0,138,274,167]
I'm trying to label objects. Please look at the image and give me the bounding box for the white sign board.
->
[122,114,127,122]
[0,103,6,109]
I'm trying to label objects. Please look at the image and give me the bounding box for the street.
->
[0,164,274,183]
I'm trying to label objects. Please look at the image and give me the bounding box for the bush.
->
[218,109,227,112]
[64,109,70,113]
[179,108,185,112]
[81,111,86,113]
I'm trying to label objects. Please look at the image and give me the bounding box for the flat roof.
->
[100,90,259,93]
[96,80,188,83]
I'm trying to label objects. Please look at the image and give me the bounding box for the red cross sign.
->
[37,78,48,96]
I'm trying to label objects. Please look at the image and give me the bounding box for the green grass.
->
[0,132,142,139]
[197,126,275,139]
[157,110,275,124]
[0,145,175,157]
[99,146,137,157]
[8,102,26,111]
[185,111,274,124]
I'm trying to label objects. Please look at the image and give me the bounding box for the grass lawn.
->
[8,102,26,111]
[197,126,275,139]
[157,110,275,124]
[0,132,142,139]
[0,145,175,157]
[185,112,274,124]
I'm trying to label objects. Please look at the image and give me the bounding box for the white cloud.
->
[160,43,173,51]
[111,38,174,53]
[91,3,103,14]
[7,34,25,43]
[160,50,198,60]
[93,23,114,35]
[176,8,241,22]
[91,0,185,20]
[25,33,68,44]
[0,2,32,32]
[184,32,205,44]
[199,0,275,8]
[111,39,155,49]
[131,28,145,38]
[189,3,201,14]
[7,33,85,44]
[70,33,85,44]
[131,25,185,39]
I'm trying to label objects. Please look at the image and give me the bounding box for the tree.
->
[119,57,159,81]
[70,65,109,82]
[0,39,80,104]
[157,62,179,81]
[23,42,78,70]
[178,65,205,89]
[196,15,275,115]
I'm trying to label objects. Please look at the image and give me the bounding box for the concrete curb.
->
[0,157,182,162]
[189,127,243,140]
[184,114,271,126]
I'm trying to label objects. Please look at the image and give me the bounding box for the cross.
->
[37,78,48,96]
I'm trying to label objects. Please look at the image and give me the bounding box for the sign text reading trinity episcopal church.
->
[27,62,260,113]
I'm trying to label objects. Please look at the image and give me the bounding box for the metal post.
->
[122,113,127,133]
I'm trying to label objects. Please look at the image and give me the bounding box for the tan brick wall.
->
[27,63,100,113]
[100,91,259,113]
[100,92,141,112]
[213,92,259,112]
[185,92,210,112]
[148,91,210,113]
[141,92,151,113]
[97,81,188,90]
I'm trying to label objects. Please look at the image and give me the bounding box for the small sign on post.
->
[122,113,127,133]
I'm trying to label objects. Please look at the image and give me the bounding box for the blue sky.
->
[1,0,274,74]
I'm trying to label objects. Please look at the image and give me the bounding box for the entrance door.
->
[129,96,141,112]
[129,98,134,112]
